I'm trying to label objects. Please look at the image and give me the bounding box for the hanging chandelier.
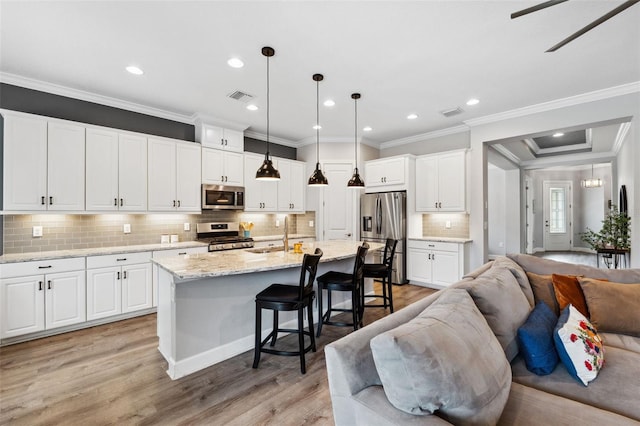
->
[581,164,602,188]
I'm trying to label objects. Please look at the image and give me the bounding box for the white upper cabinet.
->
[2,111,85,211]
[416,150,466,212]
[3,112,48,211]
[198,124,244,153]
[201,148,244,186]
[86,129,148,212]
[277,159,305,212]
[364,155,413,192]
[243,153,278,212]
[148,138,201,212]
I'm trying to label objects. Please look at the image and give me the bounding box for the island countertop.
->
[152,240,383,281]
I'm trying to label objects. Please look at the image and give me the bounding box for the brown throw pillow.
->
[552,274,589,318]
[526,272,560,316]
[579,277,640,337]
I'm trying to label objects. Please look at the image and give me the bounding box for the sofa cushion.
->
[460,266,531,361]
[600,332,640,354]
[554,305,605,386]
[579,277,640,337]
[491,256,535,307]
[525,272,560,316]
[370,289,511,424]
[551,274,590,317]
[517,302,559,375]
[511,345,640,421]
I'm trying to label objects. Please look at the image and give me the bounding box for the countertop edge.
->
[408,237,473,243]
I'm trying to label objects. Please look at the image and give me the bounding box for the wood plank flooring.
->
[0,283,436,426]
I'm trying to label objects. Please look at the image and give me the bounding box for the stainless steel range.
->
[196,222,254,252]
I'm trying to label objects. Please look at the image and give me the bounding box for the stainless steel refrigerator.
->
[360,191,408,284]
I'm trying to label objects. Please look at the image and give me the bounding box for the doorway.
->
[543,180,573,251]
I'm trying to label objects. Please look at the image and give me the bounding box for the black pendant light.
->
[348,93,365,188]
[256,46,280,181]
[308,73,329,186]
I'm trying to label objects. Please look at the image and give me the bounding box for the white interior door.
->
[322,162,357,240]
[543,181,572,251]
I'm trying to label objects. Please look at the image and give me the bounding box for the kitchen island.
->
[153,240,383,379]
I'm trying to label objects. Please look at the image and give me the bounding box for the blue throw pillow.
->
[517,301,559,375]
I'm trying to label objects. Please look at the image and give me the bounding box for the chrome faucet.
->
[283,216,289,252]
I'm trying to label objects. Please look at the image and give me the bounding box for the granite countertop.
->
[152,240,383,281]
[252,234,316,243]
[0,241,209,264]
[409,236,473,243]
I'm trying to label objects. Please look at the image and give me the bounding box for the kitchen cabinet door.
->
[2,113,48,211]
[277,159,305,212]
[122,263,152,313]
[223,151,244,185]
[364,157,407,189]
[415,155,438,211]
[222,128,244,153]
[431,250,459,286]
[148,138,177,211]
[86,267,122,320]
[202,149,243,186]
[243,153,278,211]
[44,270,86,330]
[407,248,431,284]
[437,151,466,211]
[86,128,119,211]
[0,275,45,338]
[118,133,148,211]
[47,121,85,211]
[200,124,244,153]
[176,142,201,212]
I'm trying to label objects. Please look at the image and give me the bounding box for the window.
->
[549,187,566,233]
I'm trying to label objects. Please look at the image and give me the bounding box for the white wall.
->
[469,91,640,269]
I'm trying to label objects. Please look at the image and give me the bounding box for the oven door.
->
[202,185,244,210]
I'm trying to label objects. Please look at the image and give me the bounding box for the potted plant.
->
[581,205,631,267]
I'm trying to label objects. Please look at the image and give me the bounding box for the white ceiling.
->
[1,1,639,147]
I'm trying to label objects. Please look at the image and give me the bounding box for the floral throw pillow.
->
[553,305,605,386]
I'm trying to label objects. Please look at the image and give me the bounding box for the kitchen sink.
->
[246,246,293,254]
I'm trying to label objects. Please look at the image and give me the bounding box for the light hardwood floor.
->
[0,283,436,425]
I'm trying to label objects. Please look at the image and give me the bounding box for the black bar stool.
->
[253,248,323,374]
[362,238,398,313]
[316,243,369,337]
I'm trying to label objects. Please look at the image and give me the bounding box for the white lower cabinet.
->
[0,258,86,339]
[407,240,466,287]
[86,252,152,321]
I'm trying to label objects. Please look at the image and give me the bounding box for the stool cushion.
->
[256,284,311,303]
[364,263,388,277]
[317,271,354,286]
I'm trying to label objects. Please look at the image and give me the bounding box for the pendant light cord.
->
[354,96,358,168]
[316,78,320,163]
[266,53,270,155]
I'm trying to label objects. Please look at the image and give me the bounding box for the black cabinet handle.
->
[117,258,127,261]
[221,175,225,182]
[123,271,127,279]
[435,202,438,208]
[438,202,442,209]
[120,198,124,207]
[49,196,53,205]
[117,271,121,280]
[38,265,52,269]
[177,200,181,207]
[47,280,52,290]
[114,198,118,206]
[41,196,45,205]
[39,281,43,291]
[178,252,187,255]
[173,200,176,207]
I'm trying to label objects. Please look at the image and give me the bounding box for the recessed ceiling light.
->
[363,126,373,132]
[227,57,244,68]
[323,99,335,107]
[466,98,480,106]
[407,113,418,120]
[313,124,322,130]
[246,104,258,111]
[126,65,144,75]
[553,132,565,137]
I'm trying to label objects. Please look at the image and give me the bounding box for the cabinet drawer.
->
[408,240,459,252]
[1,257,85,279]
[86,251,151,269]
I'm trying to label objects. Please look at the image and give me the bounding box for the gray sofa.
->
[325,254,640,425]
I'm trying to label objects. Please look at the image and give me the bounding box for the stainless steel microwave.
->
[202,185,245,210]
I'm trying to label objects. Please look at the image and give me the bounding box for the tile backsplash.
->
[422,213,469,238]
[2,211,317,254]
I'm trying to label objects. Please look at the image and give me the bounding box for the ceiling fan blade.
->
[511,0,569,19]
[546,0,640,51]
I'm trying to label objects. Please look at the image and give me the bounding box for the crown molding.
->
[243,130,298,147]
[464,81,640,127]
[0,72,195,124]
[380,125,469,149]
[612,121,632,155]
[492,144,522,166]
[520,151,616,170]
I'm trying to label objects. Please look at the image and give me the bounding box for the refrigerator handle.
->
[376,197,382,234]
